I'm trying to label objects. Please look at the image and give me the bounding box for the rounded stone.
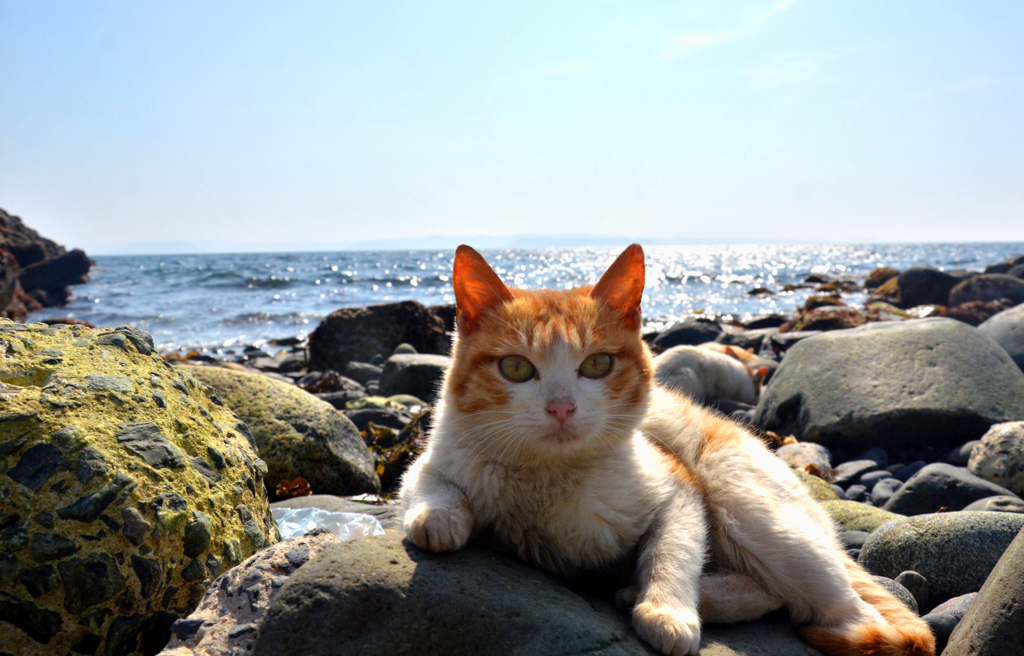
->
[183,365,380,499]
[871,575,917,614]
[775,442,832,475]
[819,500,903,532]
[860,511,1024,607]
[753,318,1024,450]
[0,321,278,656]
[962,495,1024,513]
[882,463,1020,516]
[978,302,1024,371]
[377,354,452,403]
[948,274,1024,307]
[968,421,1024,497]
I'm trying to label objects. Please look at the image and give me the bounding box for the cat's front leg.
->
[400,459,474,552]
[632,483,708,656]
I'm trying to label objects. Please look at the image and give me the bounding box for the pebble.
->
[845,484,869,502]
[894,570,930,614]
[832,460,880,487]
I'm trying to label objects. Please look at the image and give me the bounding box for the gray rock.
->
[949,274,1024,306]
[968,421,1024,497]
[858,446,889,468]
[270,494,404,531]
[651,318,723,350]
[871,478,902,507]
[946,440,981,466]
[252,533,821,656]
[871,575,918,613]
[6,443,67,491]
[978,302,1024,370]
[921,613,958,654]
[896,267,960,308]
[882,463,1020,516]
[858,470,892,488]
[393,342,418,355]
[343,361,384,386]
[378,353,452,402]
[116,421,188,469]
[859,511,1024,607]
[845,484,869,502]
[894,571,930,614]
[342,407,411,433]
[962,495,1024,513]
[944,524,1024,656]
[774,442,832,475]
[158,531,341,656]
[895,460,927,482]
[58,553,126,615]
[832,460,879,487]
[931,592,977,620]
[314,389,367,409]
[753,319,1024,450]
[757,330,821,360]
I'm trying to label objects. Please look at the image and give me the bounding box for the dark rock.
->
[131,555,162,600]
[183,512,214,559]
[894,460,927,482]
[181,558,206,582]
[58,553,127,615]
[894,570,930,614]
[19,249,91,295]
[871,575,917,613]
[6,442,67,491]
[116,422,187,469]
[753,319,1024,450]
[865,267,899,289]
[102,613,145,656]
[944,524,1024,656]
[74,447,109,484]
[860,511,1024,607]
[120,507,152,546]
[236,505,269,550]
[343,407,411,433]
[858,446,889,468]
[715,327,777,351]
[378,354,451,402]
[308,301,449,373]
[343,361,384,386]
[931,591,977,620]
[978,302,1024,371]
[0,591,64,644]
[70,631,101,654]
[650,318,723,350]
[313,389,367,409]
[20,565,60,598]
[946,440,981,466]
[783,307,867,333]
[921,613,958,654]
[189,456,221,485]
[939,300,1016,327]
[949,274,1024,307]
[57,472,134,523]
[845,484,869,502]
[962,495,1024,513]
[745,315,789,329]
[883,464,1020,516]
[28,533,77,562]
[170,618,210,641]
[832,460,879,487]
[896,267,960,308]
[757,330,821,360]
[858,470,892,488]
[839,530,870,550]
[870,478,903,507]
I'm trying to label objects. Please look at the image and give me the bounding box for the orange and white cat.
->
[654,344,767,405]
[399,244,934,656]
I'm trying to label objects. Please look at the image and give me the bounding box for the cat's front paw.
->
[404,503,472,552]
[632,602,701,656]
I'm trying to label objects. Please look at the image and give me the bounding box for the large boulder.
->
[378,353,452,402]
[859,512,1024,607]
[753,319,1024,450]
[252,533,822,656]
[968,421,1024,497]
[0,322,278,656]
[308,301,449,373]
[896,267,960,308]
[944,523,1024,656]
[882,464,1020,516]
[977,303,1024,370]
[650,318,723,351]
[949,274,1024,307]
[182,366,380,499]
[820,500,903,532]
[18,249,92,298]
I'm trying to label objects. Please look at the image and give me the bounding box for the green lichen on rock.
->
[821,499,904,532]
[0,322,279,656]
[182,365,380,499]
[793,469,840,501]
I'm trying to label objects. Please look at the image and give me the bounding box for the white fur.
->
[401,360,880,656]
[653,345,760,405]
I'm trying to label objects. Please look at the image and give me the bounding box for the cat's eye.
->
[499,356,536,383]
[579,353,612,379]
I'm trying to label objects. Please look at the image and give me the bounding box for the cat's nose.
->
[546,398,576,423]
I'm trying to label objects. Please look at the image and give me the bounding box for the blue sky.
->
[1,1,1022,253]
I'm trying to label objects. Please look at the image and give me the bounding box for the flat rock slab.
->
[860,511,1024,607]
[754,318,1024,450]
[254,533,822,656]
[882,463,1020,516]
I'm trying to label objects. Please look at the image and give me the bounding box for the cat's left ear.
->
[591,243,645,330]
[453,245,514,334]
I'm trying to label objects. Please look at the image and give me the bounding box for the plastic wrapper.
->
[271,507,385,541]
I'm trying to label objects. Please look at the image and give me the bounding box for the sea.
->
[27,243,1024,355]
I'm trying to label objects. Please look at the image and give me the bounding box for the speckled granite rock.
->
[182,365,380,499]
[793,469,840,501]
[157,530,341,656]
[820,500,903,532]
[0,321,278,656]
[968,421,1024,497]
[859,511,1024,607]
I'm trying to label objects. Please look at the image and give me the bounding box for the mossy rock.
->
[821,499,904,532]
[793,469,840,501]
[182,365,380,499]
[0,322,278,656]
[345,395,403,410]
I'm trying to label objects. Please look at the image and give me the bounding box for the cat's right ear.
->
[453,245,514,334]
[591,243,645,330]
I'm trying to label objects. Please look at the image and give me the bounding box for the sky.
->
[1,1,1022,254]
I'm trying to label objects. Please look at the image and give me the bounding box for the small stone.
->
[237,505,268,550]
[833,460,879,487]
[59,552,127,614]
[170,618,209,641]
[839,530,870,550]
[32,511,55,529]
[228,622,257,638]
[29,533,78,562]
[871,478,903,507]
[922,613,958,653]
[20,564,60,597]
[894,460,927,482]
[183,512,214,559]
[70,632,101,654]
[85,374,132,393]
[57,472,134,523]
[968,421,1024,497]
[775,442,832,475]
[946,440,981,467]
[74,447,108,484]
[0,591,65,643]
[131,554,162,600]
[181,558,206,582]
[207,446,226,470]
[871,575,917,613]
[858,447,889,468]
[121,507,152,545]
[894,571,930,614]
[102,614,145,656]
[189,456,221,485]
[962,495,1024,513]
[152,390,167,408]
[883,463,1020,515]
[7,443,68,491]
[116,421,187,469]
[845,484,869,502]
[285,545,310,568]
[859,470,892,488]
[931,591,977,620]
[205,554,222,578]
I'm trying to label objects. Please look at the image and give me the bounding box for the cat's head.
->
[443,244,652,458]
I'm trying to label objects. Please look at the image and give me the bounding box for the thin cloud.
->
[662,0,801,60]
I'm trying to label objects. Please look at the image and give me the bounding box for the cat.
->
[654,344,767,405]
[696,342,758,364]
[399,244,934,656]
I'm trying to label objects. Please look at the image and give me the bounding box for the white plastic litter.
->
[272,507,385,541]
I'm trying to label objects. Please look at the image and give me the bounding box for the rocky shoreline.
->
[3,231,1024,655]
